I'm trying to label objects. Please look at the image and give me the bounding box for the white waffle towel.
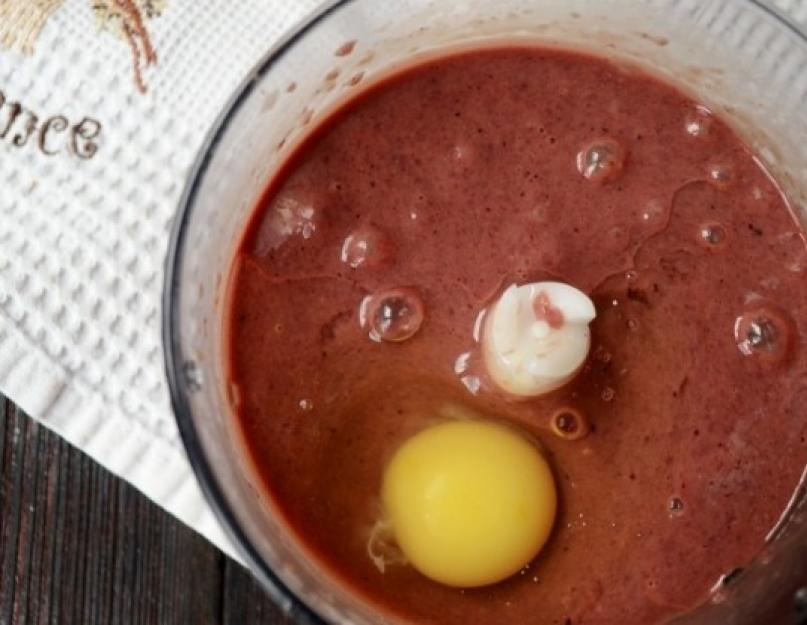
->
[0,0,804,561]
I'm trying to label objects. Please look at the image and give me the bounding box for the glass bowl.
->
[163,1,807,623]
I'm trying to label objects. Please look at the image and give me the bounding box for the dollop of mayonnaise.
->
[483,282,596,397]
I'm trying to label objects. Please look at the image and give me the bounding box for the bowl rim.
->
[162,1,352,622]
[162,1,807,624]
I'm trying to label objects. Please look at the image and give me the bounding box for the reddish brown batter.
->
[225,47,807,625]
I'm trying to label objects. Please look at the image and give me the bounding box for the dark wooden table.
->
[5,393,807,625]
[0,395,290,625]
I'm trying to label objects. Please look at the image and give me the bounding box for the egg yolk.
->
[381,420,557,588]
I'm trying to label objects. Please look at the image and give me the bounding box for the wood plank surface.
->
[0,396,288,625]
[3,394,807,625]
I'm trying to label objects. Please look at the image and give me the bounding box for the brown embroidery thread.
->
[39,115,68,155]
[120,0,158,93]
[93,0,165,93]
[0,100,23,140]
[12,111,38,147]
[71,117,102,159]
[0,1,165,94]
[0,89,102,159]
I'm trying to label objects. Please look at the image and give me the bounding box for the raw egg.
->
[381,420,556,587]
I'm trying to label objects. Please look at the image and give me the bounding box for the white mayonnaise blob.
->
[483,282,596,397]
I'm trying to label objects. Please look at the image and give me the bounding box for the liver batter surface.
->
[225,47,807,624]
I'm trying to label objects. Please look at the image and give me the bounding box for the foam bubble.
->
[364,287,424,343]
[734,304,795,366]
[341,225,394,269]
[698,222,727,249]
[684,105,713,138]
[576,138,627,184]
[253,192,318,255]
[550,407,590,441]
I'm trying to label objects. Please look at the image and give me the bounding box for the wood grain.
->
[0,396,289,625]
[4,395,805,625]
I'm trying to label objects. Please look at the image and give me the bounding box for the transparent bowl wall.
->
[164,1,807,623]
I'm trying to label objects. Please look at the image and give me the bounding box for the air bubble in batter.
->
[640,198,667,228]
[576,138,627,184]
[734,304,795,366]
[684,105,713,138]
[550,407,589,441]
[698,222,727,249]
[707,163,734,189]
[668,496,685,517]
[452,140,477,165]
[253,192,319,255]
[364,287,424,343]
[341,225,394,269]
